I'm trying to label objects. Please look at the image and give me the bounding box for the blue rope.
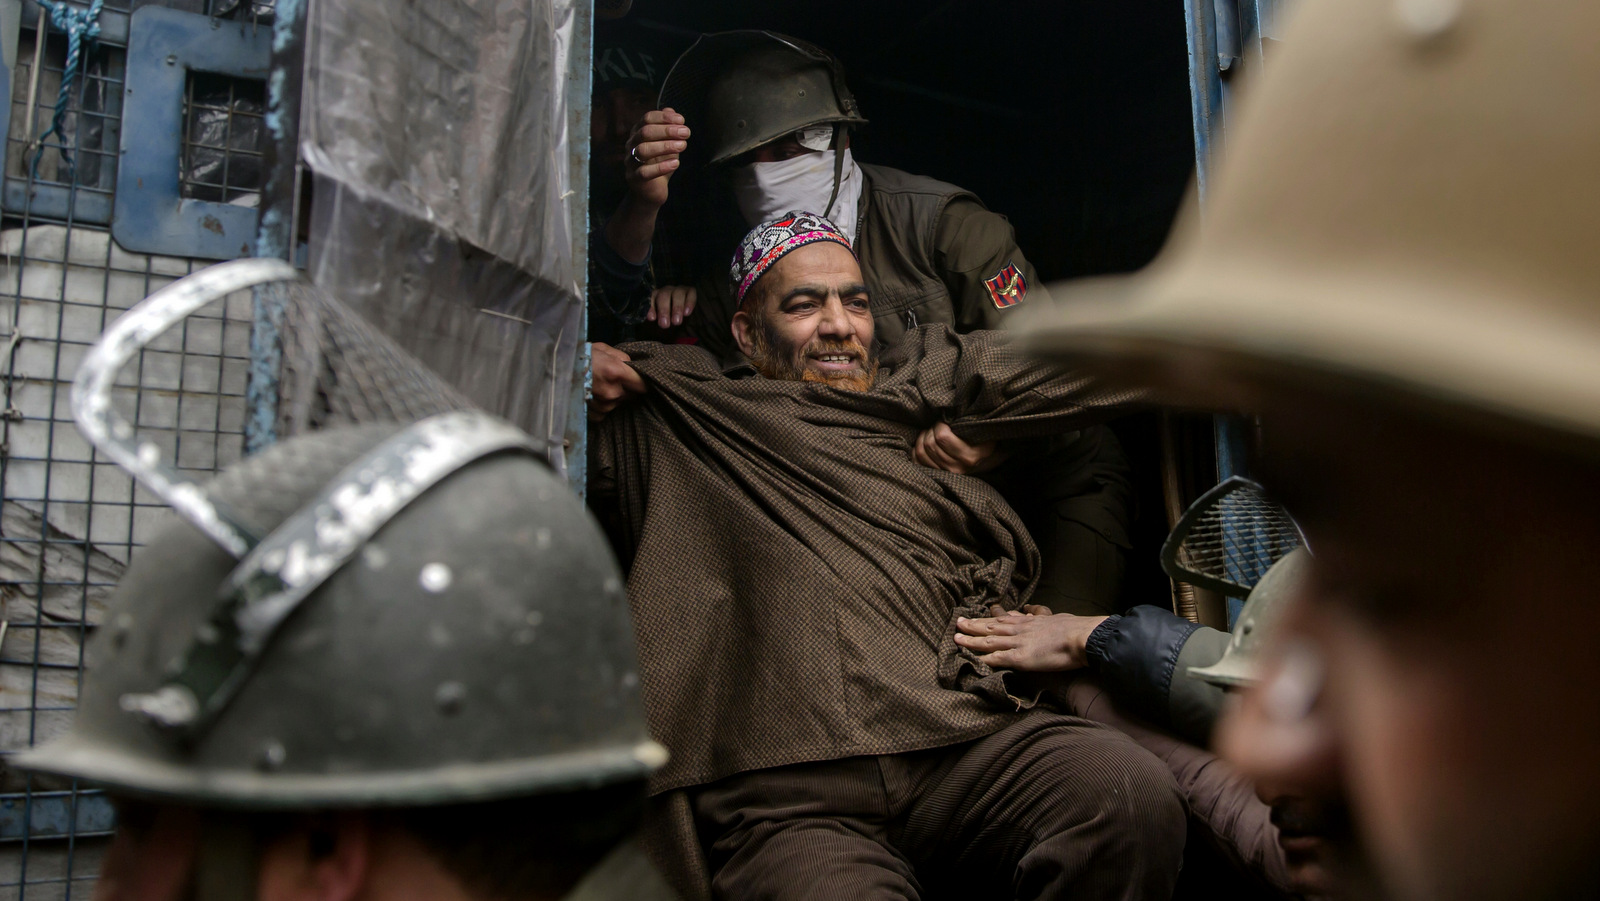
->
[30,0,104,178]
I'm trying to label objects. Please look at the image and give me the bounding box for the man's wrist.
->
[604,194,663,266]
[616,191,665,220]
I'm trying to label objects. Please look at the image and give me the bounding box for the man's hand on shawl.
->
[913,423,1010,474]
[589,342,648,421]
[954,605,1109,671]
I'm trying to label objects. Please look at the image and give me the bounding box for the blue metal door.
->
[1182,0,1297,201]
[1180,0,1297,625]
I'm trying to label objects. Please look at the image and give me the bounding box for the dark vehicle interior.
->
[597,0,1217,622]
[623,0,1196,280]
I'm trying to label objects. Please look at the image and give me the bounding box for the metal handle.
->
[72,258,299,557]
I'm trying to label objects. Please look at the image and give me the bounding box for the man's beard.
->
[748,323,879,392]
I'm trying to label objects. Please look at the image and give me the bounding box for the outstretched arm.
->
[957,604,1231,744]
[955,605,1107,671]
[905,327,1148,445]
[935,198,1054,331]
[602,108,690,264]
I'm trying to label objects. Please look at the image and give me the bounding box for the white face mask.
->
[730,148,865,244]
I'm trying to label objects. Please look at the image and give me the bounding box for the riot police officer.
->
[14,414,669,900]
[957,548,1348,898]
[1026,0,1600,898]
[607,30,1051,358]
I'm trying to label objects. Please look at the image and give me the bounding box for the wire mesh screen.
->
[1160,477,1303,599]
[0,234,250,896]
[4,6,129,224]
[253,277,474,439]
[179,71,265,206]
[0,264,471,899]
[0,0,275,895]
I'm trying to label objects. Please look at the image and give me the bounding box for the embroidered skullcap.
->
[729,211,855,306]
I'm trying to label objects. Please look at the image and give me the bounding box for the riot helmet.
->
[1022,0,1600,453]
[659,30,868,166]
[11,260,666,808]
[1188,547,1309,688]
[1158,475,1307,688]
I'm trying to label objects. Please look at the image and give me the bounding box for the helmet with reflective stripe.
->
[12,262,665,807]
[14,419,664,806]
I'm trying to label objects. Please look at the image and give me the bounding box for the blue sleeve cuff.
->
[1085,606,1203,729]
[1085,615,1123,667]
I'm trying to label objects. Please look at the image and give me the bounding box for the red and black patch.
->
[984,261,1027,310]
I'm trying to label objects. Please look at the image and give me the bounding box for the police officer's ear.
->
[256,812,370,901]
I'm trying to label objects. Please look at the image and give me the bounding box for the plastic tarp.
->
[303,0,582,465]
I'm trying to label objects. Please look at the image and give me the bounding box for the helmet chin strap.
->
[823,125,847,219]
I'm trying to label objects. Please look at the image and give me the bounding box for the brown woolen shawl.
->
[589,325,1143,896]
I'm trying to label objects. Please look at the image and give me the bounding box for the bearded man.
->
[599,32,1132,621]
[586,213,1184,901]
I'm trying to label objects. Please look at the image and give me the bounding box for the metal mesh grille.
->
[179,71,266,205]
[0,234,238,893]
[253,278,475,440]
[1162,478,1302,598]
[0,266,470,895]
[4,10,129,223]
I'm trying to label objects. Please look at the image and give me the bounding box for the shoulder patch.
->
[984,261,1027,310]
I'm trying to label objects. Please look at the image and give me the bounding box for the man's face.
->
[1217,394,1600,901]
[747,134,815,163]
[1257,767,1365,899]
[737,129,849,165]
[92,802,347,901]
[732,241,876,391]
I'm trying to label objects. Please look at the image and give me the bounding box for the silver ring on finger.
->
[630,146,643,164]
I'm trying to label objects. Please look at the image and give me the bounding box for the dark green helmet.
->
[11,261,666,808]
[1158,475,1309,688]
[659,30,868,165]
[1188,547,1309,688]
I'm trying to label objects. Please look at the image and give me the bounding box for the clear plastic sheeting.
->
[302,0,582,463]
